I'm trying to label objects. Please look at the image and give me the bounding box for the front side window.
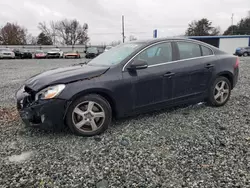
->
[201,46,213,56]
[134,42,172,66]
[177,42,201,60]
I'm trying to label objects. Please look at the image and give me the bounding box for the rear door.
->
[168,41,215,100]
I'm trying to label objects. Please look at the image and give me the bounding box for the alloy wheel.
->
[213,80,230,104]
[72,101,105,133]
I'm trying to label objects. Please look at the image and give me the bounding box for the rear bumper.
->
[35,55,46,58]
[16,86,67,130]
[233,67,239,88]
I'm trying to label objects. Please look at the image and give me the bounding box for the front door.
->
[122,42,174,112]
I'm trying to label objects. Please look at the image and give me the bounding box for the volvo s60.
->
[16,38,239,136]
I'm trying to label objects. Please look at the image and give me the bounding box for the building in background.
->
[189,35,250,54]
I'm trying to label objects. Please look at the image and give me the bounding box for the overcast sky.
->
[0,0,249,45]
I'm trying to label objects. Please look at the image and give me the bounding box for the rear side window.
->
[201,46,213,56]
[177,42,201,60]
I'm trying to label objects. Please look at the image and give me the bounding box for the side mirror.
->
[128,59,148,70]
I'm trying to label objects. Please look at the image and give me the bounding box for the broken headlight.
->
[35,84,65,101]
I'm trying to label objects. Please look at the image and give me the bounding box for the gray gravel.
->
[0,57,250,187]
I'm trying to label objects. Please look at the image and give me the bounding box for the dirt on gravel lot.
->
[0,58,250,188]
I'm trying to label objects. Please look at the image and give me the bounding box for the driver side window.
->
[134,42,173,66]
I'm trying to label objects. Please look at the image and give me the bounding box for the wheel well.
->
[218,73,233,88]
[70,91,117,118]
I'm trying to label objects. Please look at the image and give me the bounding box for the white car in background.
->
[104,46,113,52]
[46,48,64,58]
[0,48,15,59]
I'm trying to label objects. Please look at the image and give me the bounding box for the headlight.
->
[35,84,65,101]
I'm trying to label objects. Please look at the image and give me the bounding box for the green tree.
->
[0,22,27,45]
[224,17,250,35]
[185,18,220,36]
[37,32,53,45]
[237,17,250,35]
[223,25,239,35]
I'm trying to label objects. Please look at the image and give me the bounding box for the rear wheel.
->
[66,94,112,136]
[207,76,231,107]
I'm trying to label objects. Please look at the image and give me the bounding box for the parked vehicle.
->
[85,47,102,59]
[34,50,47,59]
[47,48,64,58]
[16,38,239,136]
[13,49,33,59]
[0,48,15,59]
[64,51,81,59]
[234,47,250,57]
[104,46,113,52]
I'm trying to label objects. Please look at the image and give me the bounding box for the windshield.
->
[36,50,43,53]
[87,43,143,67]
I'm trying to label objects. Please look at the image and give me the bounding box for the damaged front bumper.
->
[16,86,67,130]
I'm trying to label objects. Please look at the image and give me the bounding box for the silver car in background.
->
[0,48,15,59]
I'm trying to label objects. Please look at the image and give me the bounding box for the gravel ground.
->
[0,58,250,187]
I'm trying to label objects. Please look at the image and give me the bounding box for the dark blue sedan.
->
[16,38,239,136]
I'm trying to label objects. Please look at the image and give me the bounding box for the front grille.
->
[3,53,11,55]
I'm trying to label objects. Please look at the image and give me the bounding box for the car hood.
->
[47,51,60,53]
[24,64,109,91]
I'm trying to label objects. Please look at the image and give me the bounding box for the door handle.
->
[205,64,214,69]
[163,72,175,77]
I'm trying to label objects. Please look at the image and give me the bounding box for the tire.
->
[243,52,248,57]
[207,76,231,107]
[66,94,112,136]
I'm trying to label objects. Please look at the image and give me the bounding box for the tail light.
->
[234,57,239,68]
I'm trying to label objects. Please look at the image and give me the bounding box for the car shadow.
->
[17,102,207,137]
[112,102,206,127]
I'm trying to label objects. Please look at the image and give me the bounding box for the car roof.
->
[128,37,218,50]
[128,37,207,44]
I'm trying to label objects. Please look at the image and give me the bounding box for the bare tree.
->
[55,19,89,46]
[38,21,57,44]
[0,22,27,45]
[26,34,37,45]
[38,22,51,37]
[38,19,89,46]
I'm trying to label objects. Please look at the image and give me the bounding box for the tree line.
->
[0,19,89,46]
[185,15,250,36]
[0,15,249,46]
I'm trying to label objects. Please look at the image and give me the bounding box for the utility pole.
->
[122,15,125,43]
[231,13,234,35]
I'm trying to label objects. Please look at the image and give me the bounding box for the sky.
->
[0,0,250,45]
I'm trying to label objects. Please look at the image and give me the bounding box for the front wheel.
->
[243,52,248,57]
[66,94,112,136]
[207,76,231,107]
